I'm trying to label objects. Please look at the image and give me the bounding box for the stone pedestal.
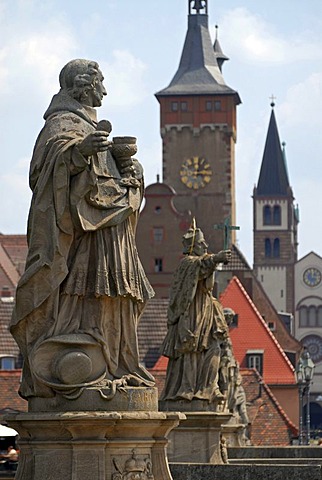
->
[221,418,248,447]
[6,387,184,480]
[6,410,184,480]
[165,411,231,464]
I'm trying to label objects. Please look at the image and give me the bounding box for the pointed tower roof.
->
[256,102,290,196]
[213,25,229,72]
[156,1,240,102]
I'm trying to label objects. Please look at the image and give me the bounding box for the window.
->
[153,227,164,244]
[154,258,163,272]
[154,206,161,214]
[171,102,178,112]
[273,238,280,258]
[214,100,221,111]
[246,351,264,375]
[265,238,271,258]
[309,306,316,327]
[298,304,322,328]
[0,356,15,370]
[263,205,271,225]
[299,306,308,327]
[180,101,187,111]
[268,322,276,331]
[206,101,212,111]
[273,205,281,225]
[317,307,322,327]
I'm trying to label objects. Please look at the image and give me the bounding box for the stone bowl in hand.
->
[111,136,137,173]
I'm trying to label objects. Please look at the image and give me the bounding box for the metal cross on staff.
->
[214,215,240,251]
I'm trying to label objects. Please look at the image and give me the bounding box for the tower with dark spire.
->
[154,0,241,256]
[253,101,299,315]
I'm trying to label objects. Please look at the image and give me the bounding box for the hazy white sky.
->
[1,0,322,265]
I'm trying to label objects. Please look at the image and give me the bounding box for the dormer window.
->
[246,350,264,375]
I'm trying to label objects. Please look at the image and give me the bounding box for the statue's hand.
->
[77,131,111,157]
[215,250,232,264]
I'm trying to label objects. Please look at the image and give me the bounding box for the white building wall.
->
[295,252,322,395]
[257,266,287,312]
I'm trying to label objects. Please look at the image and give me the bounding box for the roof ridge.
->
[221,276,296,376]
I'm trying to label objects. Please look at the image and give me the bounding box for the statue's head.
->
[223,307,235,326]
[182,218,208,256]
[59,59,106,107]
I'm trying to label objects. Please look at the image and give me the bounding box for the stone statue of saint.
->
[160,220,231,404]
[10,59,155,399]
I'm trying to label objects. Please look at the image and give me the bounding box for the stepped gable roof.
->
[221,244,251,271]
[256,105,290,196]
[0,300,18,357]
[0,370,27,413]
[241,368,297,443]
[138,298,168,368]
[220,276,296,385]
[155,8,240,102]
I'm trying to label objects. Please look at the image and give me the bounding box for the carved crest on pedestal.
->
[112,449,154,479]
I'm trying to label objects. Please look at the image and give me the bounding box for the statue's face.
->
[86,69,107,107]
[193,236,208,256]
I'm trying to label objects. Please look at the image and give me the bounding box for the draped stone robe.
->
[160,253,228,402]
[10,91,154,398]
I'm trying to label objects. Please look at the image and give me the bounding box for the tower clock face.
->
[180,156,212,190]
[303,267,322,287]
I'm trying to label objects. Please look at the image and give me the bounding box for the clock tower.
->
[155,0,241,254]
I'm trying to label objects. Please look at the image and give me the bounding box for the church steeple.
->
[156,1,240,102]
[256,102,290,196]
[253,100,298,316]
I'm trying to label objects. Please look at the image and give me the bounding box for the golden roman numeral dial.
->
[180,156,212,189]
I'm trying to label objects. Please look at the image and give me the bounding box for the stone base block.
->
[221,421,248,447]
[29,386,158,413]
[6,411,185,480]
[165,411,231,465]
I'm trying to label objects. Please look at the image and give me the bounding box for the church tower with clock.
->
[155,0,241,255]
[137,0,240,296]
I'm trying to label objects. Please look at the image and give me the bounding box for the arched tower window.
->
[299,306,308,327]
[263,205,271,225]
[265,238,271,257]
[273,205,281,225]
[273,238,280,258]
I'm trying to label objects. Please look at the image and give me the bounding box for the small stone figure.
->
[10,59,155,399]
[220,435,229,464]
[160,220,231,404]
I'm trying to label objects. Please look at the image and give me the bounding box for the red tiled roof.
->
[220,276,295,385]
[0,300,19,357]
[0,234,28,276]
[138,299,168,368]
[0,243,19,290]
[0,370,27,412]
[241,368,297,444]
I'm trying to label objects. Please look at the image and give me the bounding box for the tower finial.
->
[269,94,276,108]
[189,0,207,15]
[215,24,218,40]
